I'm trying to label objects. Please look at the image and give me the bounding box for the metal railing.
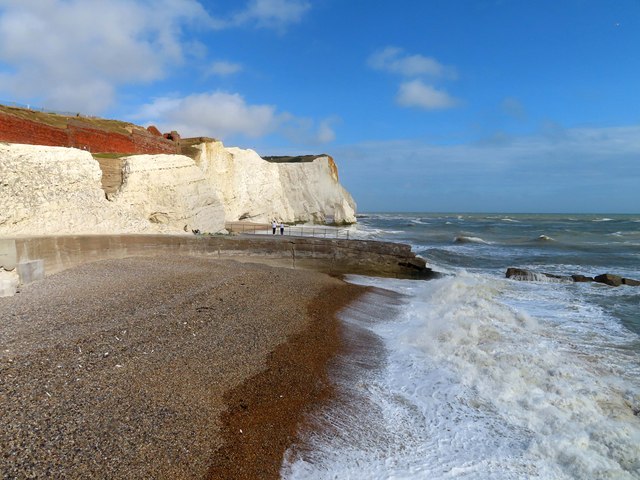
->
[226,223,352,240]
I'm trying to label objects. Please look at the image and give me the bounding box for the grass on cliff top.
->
[263,154,325,163]
[92,152,128,159]
[0,104,141,136]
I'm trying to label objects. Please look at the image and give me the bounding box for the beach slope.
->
[0,256,366,479]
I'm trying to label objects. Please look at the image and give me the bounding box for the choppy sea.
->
[282,213,640,479]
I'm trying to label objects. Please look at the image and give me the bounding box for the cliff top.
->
[263,154,328,163]
[0,103,322,163]
[0,104,144,137]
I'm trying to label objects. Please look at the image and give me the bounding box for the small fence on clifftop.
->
[1,100,98,119]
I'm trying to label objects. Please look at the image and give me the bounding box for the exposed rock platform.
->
[506,267,639,287]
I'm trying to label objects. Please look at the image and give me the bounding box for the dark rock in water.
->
[506,268,570,282]
[398,258,442,279]
[594,274,623,287]
[508,269,639,287]
[506,268,531,279]
[571,274,595,283]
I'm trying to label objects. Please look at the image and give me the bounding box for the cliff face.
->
[194,141,357,224]
[0,143,160,236]
[108,154,226,234]
[0,108,179,155]
[0,140,356,237]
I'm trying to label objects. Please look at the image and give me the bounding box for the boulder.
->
[507,268,638,287]
[594,274,623,287]
[571,274,595,283]
[146,125,163,136]
[506,268,570,282]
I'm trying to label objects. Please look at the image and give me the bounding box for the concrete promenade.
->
[1,234,437,296]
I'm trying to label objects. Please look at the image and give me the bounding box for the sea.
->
[282,213,640,480]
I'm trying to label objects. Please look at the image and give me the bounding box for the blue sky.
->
[0,0,638,213]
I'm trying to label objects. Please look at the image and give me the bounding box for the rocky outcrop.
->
[506,268,639,287]
[593,274,640,287]
[505,267,572,283]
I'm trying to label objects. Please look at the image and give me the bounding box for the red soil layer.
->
[0,110,178,155]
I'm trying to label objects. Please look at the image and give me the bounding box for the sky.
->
[0,0,638,214]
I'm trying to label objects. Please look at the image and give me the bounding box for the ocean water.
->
[282,213,640,479]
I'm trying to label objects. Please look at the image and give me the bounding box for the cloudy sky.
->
[0,0,638,213]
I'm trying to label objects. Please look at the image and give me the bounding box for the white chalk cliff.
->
[0,143,161,236]
[0,140,356,237]
[108,153,226,234]
[193,141,356,224]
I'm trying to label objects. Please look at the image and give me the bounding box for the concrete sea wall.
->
[0,234,436,296]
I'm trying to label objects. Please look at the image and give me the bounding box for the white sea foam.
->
[283,273,640,479]
[536,234,555,241]
[453,235,491,244]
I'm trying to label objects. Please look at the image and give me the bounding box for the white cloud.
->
[396,80,458,110]
[0,0,211,113]
[233,0,311,29]
[132,90,336,145]
[315,119,337,143]
[368,47,455,78]
[280,116,338,145]
[207,61,243,77]
[134,92,283,138]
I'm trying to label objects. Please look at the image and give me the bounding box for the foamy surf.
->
[453,235,491,244]
[283,273,640,480]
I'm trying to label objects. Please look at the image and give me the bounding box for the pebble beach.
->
[0,255,367,479]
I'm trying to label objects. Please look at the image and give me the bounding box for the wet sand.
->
[0,255,367,479]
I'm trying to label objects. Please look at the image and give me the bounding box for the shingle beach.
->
[0,256,366,479]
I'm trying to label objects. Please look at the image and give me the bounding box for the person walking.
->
[279,222,285,235]
[272,220,277,234]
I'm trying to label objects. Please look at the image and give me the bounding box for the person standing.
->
[279,222,285,235]
[272,220,277,234]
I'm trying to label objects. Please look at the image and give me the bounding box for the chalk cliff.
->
[0,140,356,237]
[194,141,357,224]
[0,143,161,236]
[108,154,226,234]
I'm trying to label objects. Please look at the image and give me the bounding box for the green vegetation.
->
[262,155,324,163]
[0,104,139,136]
[92,152,128,159]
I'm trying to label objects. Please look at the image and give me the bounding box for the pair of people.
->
[271,221,285,235]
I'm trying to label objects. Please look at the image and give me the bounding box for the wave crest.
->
[453,235,490,245]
